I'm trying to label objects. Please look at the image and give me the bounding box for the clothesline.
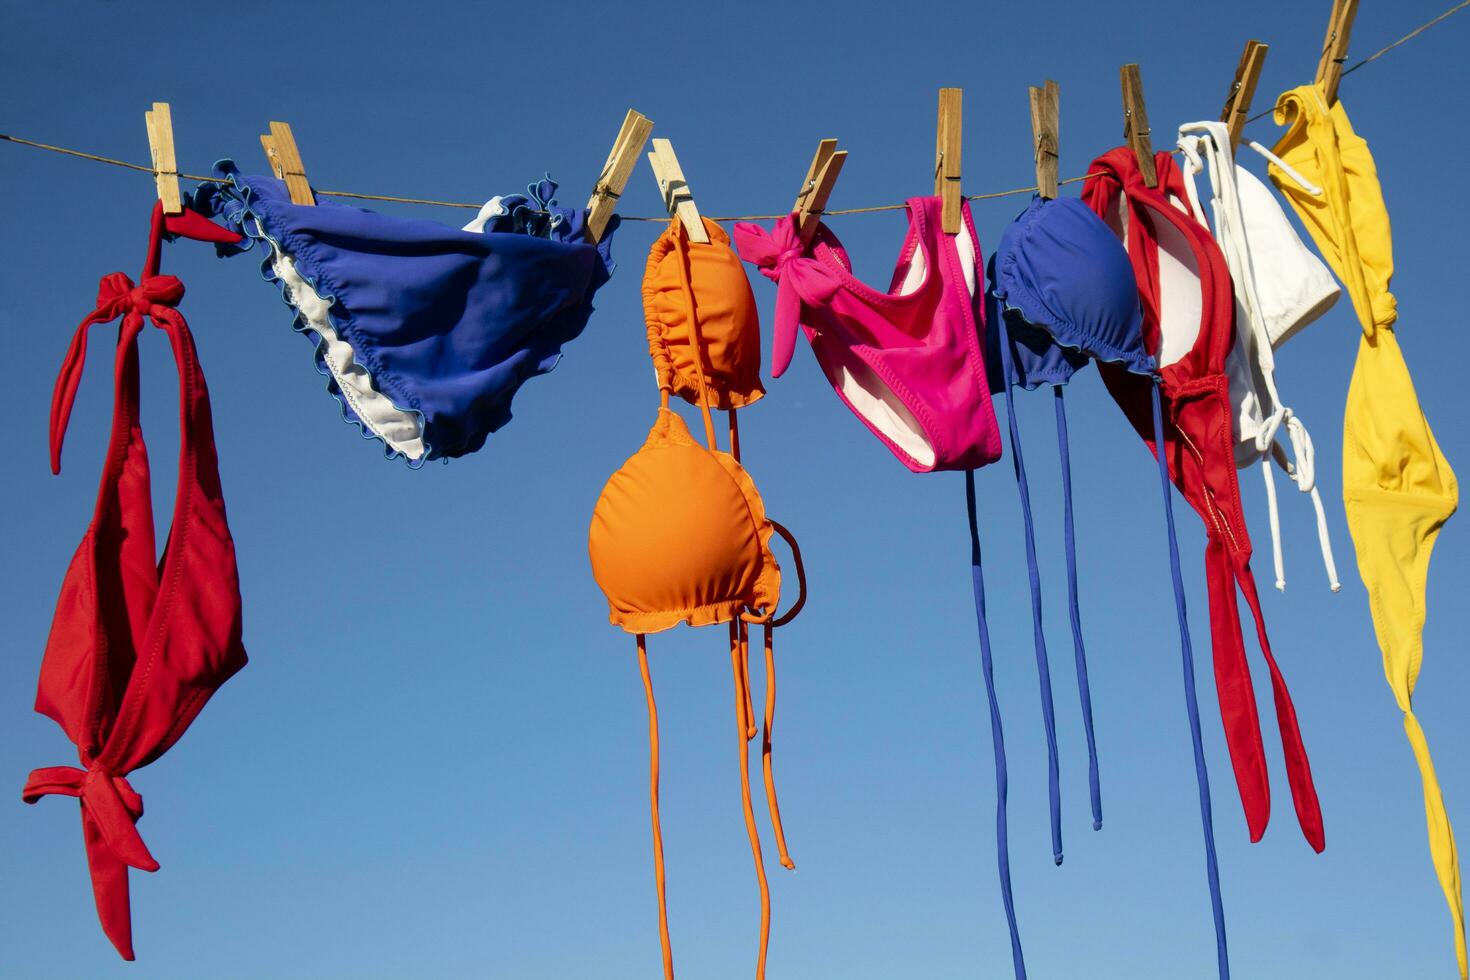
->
[1,0,1464,221]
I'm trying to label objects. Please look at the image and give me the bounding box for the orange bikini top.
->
[588,216,804,980]
[591,215,798,632]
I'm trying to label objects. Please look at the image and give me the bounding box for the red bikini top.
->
[1083,149,1325,854]
[23,202,248,960]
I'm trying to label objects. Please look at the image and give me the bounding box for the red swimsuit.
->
[1083,149,1324,852]
[23,203,248,960]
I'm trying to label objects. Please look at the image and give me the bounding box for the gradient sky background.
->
[2,1,1468,977]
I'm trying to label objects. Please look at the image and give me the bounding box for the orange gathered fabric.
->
[589,217,804,979]
[645,218,766,411]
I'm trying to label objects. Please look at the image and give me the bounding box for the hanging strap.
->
[1149,382,1230,980]
[965,470,1026,980]
[731,624,773,980]
[1227,549,1326,851]
[1053,388,1102,831]
[994,315,1064,865]
[668,222,720,451]
[635,637,674,980]
[760,519,805,874]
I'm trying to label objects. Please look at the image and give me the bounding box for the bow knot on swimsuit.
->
[92,273,186,317]
[22,766,159,874]
[730,218,845,377]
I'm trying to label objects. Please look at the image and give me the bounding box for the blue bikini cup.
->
[987,195,1151,385]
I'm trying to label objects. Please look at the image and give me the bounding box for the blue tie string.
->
[1054,387,1102,832]
[1150,380,1230,980]
[995,314,1065,866]
[965,470,1027,980]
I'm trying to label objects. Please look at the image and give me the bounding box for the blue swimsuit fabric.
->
[197,166,618,463]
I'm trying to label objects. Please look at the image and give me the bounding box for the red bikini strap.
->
[51,204,240,474]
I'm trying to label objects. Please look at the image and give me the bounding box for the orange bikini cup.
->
[589,218,803,980]
[590,405,780,632]
[644,217,765,411]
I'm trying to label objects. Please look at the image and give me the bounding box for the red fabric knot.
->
[732,216,843,377]
[22,765,160,873]
[94,272,185,320]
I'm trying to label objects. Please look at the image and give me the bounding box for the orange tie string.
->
[731,634,772,980]
[636,636,675,980]
[671,224,719,451]
[728,408,743,461]
[738,620,757,740]
[761,623,796,870]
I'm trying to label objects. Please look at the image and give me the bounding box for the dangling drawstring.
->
[1243,140,1323,198]
[670,223,719,451]
[995,315,1064,865]
[1263,414,1342,592]
[965,469,1026,980]
[728,411,759,741]
[1261,453,1288,590]
[760,623,795,871]
[732,620,757,741]
[731,628,773,980]
[1054,387,1102,831]
[759,520,806,875]
[636,635,674,980]
[1150,380,1230,980]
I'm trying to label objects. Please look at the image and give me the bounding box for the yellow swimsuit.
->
[1271,84,1464,978]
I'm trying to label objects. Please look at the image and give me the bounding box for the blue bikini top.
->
[974,194,1154,921]
[198,165,618,464]
[987,195,1150,386]
[985,194,1234,977]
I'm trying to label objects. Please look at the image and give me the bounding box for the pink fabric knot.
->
[22,764,160,873]
[733,216,843,377]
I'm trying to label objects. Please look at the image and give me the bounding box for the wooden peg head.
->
[586,108,653,244]
[1221,40,1268,151]
[145,102,182,215]
[793,139,846,246]
[1120,64,1157,188]
[647,138,708,243]
[935,88,963,233]
[1028,80,1060,199]
[259,122,313,206]
[1316,0,1360,104]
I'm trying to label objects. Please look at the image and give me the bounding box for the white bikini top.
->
[1176,121,1342,592]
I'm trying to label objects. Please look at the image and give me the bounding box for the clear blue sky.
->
[2,1,1467,977]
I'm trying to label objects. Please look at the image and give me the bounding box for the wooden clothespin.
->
[792,139,847,246]
[145,102,182,215]
[259,122,313,206]
[647,138,708,243]
[1315,0,1359,105]
[1028,80,1060,200]
[1220,40,1269,151]
[585,109,654,244]
[1120,64,1158,188]
[935,88,963,233]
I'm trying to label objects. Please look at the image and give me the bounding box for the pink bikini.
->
[733,197,1002,472]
